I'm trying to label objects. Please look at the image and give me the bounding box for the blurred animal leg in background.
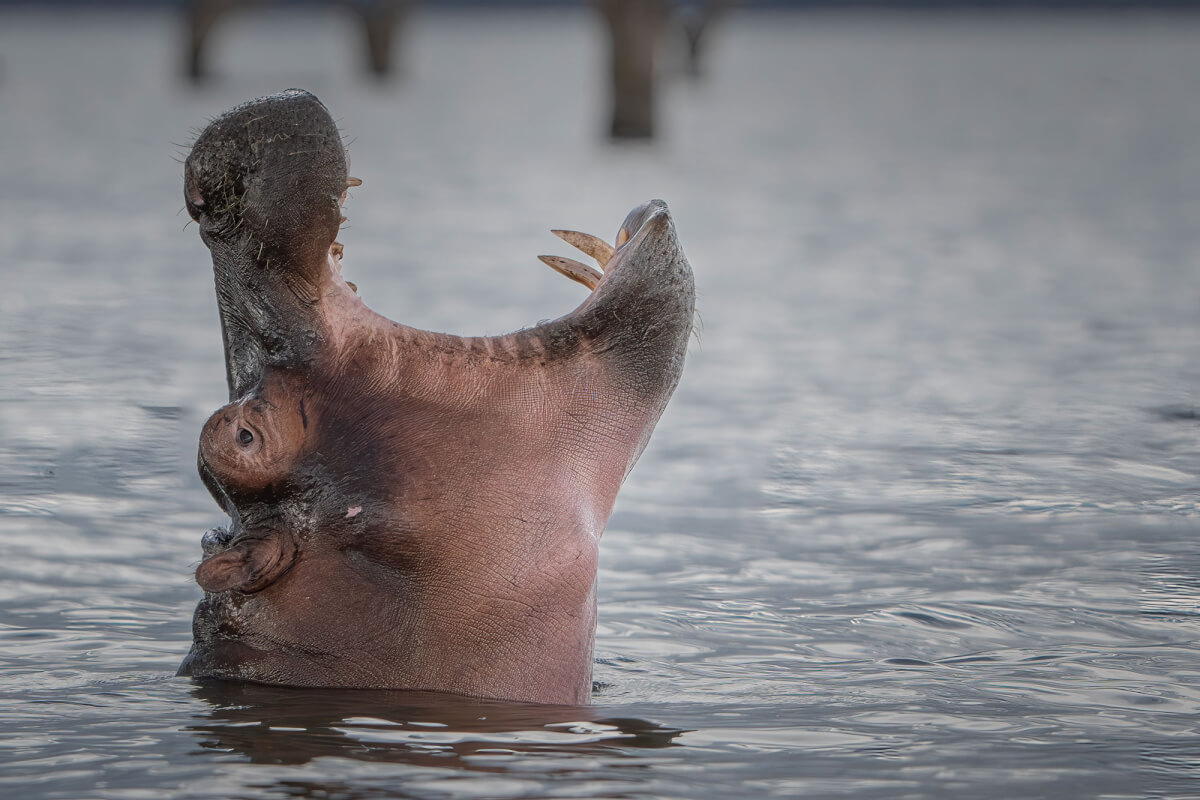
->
[347,0,414,78]
[185,0,248,81]
[184,0,412,82]
[676,0,739,79]
[597,0,669,139]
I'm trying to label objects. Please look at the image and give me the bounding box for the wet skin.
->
[179,90,695,705]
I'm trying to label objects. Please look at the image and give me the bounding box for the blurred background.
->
[1,1,1199,799]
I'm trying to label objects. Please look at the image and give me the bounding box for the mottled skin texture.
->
[178,90,695,705]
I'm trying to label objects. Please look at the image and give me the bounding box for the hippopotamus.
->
[177,89,694,705]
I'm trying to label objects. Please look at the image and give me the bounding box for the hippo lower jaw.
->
[180,90,694,705]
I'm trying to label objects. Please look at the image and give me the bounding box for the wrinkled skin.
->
[178,90,695,705]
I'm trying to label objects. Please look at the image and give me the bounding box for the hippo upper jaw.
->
[184,89,351,399]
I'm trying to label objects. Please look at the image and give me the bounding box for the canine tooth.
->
[538,255,602,291]
[340,215,348,225]
[615,228,630,247]
[347,177,363,187]
[331,242,344,260]
[346,280,358,294]
[551,230,615,268]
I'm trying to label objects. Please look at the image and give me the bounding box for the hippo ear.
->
[195,532,296,594]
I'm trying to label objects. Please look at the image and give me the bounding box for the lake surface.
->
[1,6,1198,798]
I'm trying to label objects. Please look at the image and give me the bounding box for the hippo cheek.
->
[184,90,348,399]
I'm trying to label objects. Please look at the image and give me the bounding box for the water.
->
[1,6,1198,798]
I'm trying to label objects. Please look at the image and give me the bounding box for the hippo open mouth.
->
[178,90,695,705]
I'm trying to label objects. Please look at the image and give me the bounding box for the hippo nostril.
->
[184,171,206,221]
[201,526,234,555]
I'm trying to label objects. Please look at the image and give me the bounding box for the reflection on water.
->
[188,682,682,767]
[1,6,1199,800]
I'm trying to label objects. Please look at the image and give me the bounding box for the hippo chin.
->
[177,89,694,705]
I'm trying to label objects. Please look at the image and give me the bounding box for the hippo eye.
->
[237,428,254,446]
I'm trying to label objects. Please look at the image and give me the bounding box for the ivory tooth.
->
[551,229,615,268]
[346,177,363,187]
[339,215,348,225]
[615,228,630,247]
[538,255,602,291]
[346,280,358,294]
[331,242,344,260]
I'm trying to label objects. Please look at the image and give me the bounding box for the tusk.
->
[552,230,615,268]
[331,242,344,260]
[346,280,358,294]
[538,255,602,291]
[346,177,363,187]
